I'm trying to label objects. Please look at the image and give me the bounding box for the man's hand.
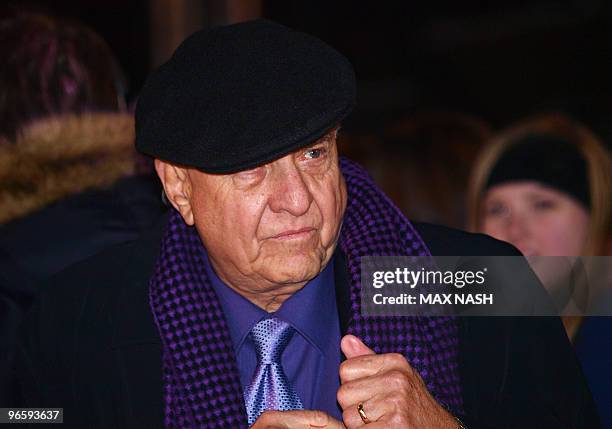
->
[250,410,346,429]
[337,335,457,429]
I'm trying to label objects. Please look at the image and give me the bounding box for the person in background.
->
[466,113,612,427]
[0,10,165,280]
[0,11,165,405]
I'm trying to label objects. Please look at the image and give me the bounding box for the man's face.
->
[160,128,347,299]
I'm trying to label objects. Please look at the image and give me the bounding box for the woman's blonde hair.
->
[467,113,611,256]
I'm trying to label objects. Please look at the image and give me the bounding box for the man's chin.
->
[259,254,323,285]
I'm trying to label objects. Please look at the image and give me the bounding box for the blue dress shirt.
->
[204,252,343,420]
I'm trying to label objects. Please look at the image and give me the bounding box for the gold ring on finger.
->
[357,402,371,424]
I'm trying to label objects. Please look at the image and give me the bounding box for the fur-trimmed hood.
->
[0,112,135,224]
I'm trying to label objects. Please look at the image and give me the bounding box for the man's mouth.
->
[271,227,316,240]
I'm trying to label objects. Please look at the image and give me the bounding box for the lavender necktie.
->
[244,317,304,425]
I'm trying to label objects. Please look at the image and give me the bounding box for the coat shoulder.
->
[42,211,165,303]
[408,224,599,427]
[14,220,166,426]
[16,227,162,368]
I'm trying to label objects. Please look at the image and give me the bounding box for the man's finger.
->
[339,351,413,383]
[341,335,375,359]
[340,396,387,428]
[337,371,415,410]
[251,410,345,428]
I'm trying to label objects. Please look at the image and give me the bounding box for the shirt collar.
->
[204,250,337,356]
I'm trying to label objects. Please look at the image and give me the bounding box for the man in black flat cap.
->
[13,20,598,429]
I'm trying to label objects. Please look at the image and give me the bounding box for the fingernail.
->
[348,335,361,353]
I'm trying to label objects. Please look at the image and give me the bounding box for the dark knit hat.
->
[486,135,591,209]
[135,19,356,173]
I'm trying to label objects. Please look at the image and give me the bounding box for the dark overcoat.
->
[12,217,599,428]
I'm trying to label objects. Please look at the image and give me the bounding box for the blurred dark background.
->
[4,0,610,226]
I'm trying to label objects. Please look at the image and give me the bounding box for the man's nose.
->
[268,159,313,216]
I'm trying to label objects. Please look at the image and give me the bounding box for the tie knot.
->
[249,317,295,364]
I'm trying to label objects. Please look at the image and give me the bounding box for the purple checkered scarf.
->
[149,158,463,428]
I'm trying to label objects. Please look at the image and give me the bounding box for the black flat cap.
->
[135,19,356,173]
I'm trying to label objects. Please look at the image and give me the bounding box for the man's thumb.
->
[341,334,376,359]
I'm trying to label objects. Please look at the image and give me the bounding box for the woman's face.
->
[481,181,590,256]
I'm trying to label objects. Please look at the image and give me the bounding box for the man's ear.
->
[154,159,195,225]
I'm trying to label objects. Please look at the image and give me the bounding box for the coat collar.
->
[0,113,135,224]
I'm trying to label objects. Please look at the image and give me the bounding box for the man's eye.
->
[304,147,326,160]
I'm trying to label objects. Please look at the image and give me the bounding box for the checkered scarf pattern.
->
[149,157,463,428]
[338,159,463,412]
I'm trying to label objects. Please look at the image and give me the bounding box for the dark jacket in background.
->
[0,112,167,282]
[0,175,165,282]
[0,175,166,405]
[0,113,167,406]
[12,217,599,428]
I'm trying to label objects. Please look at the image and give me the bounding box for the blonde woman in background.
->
[466,113,612,428]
